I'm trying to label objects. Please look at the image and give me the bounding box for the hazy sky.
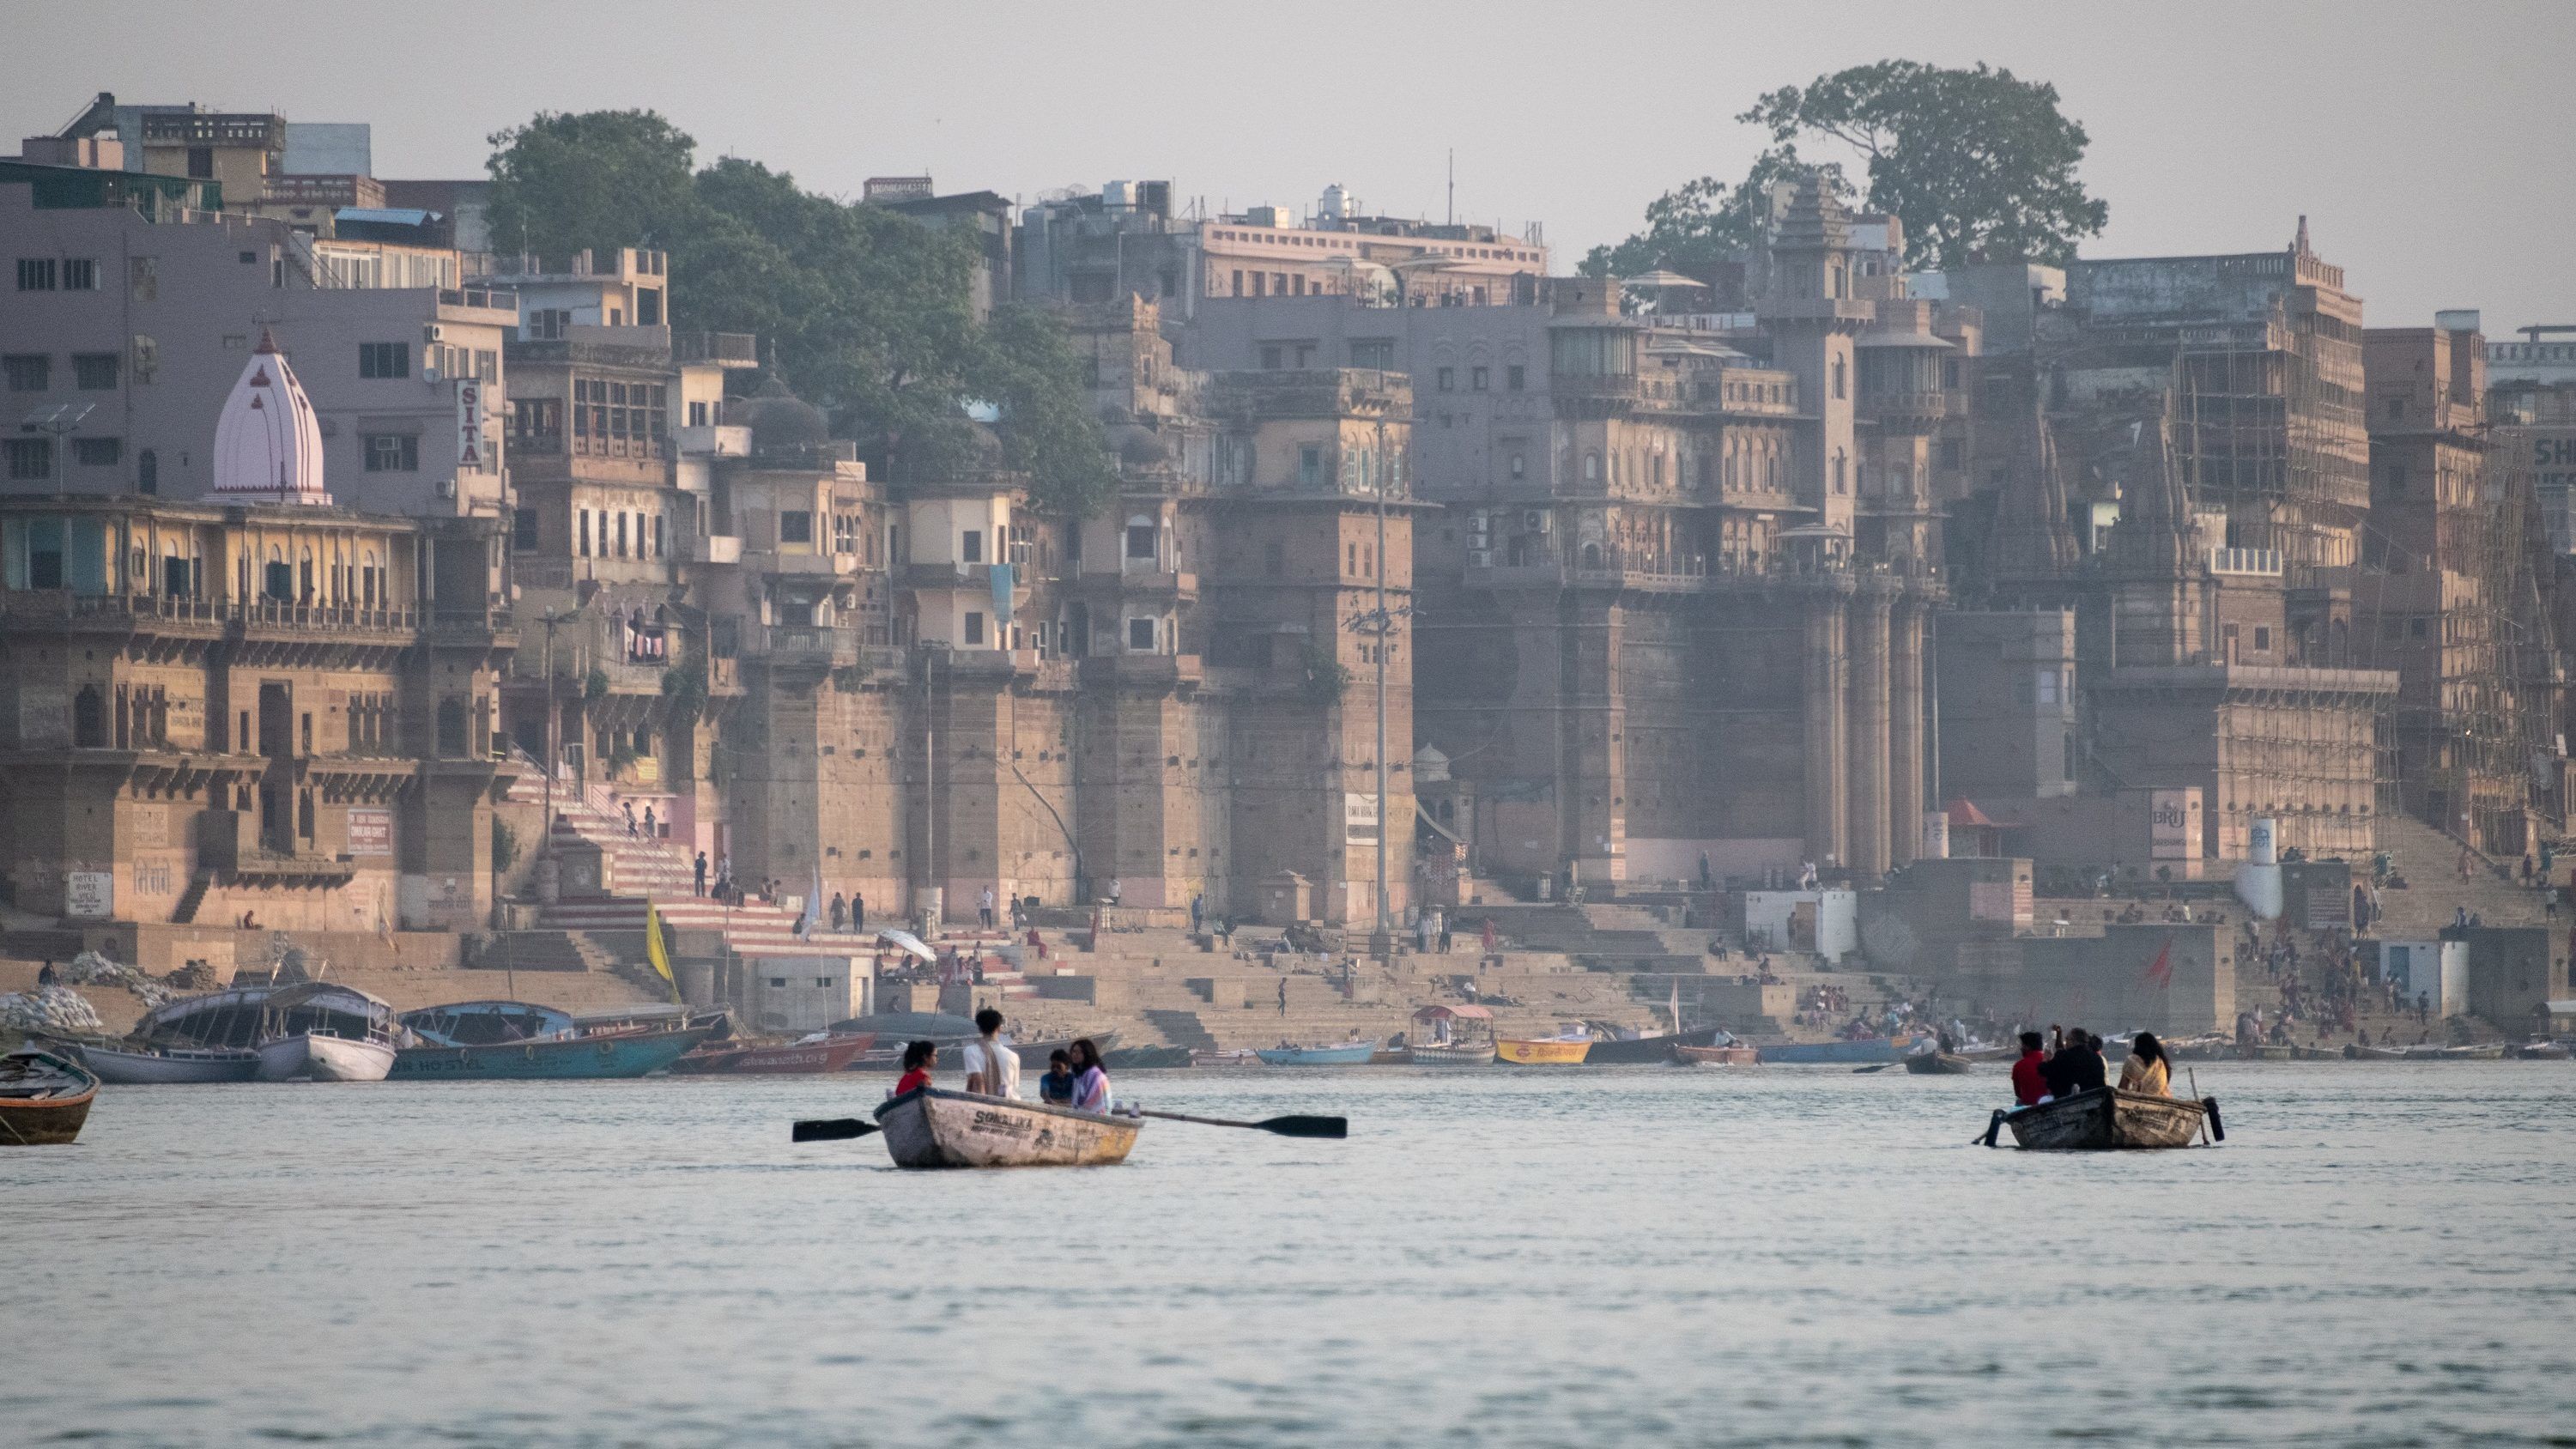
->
[8,1,2569,330]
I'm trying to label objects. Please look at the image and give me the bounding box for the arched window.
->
[1583,451,1600,482]
[1581,541,1603,569]
[73,684,105,747]
[1834,450,1847,494]
[1833,357,1847,400]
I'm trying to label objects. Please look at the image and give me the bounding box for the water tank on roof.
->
[1319,184,1356,221]
[1103,180,1134,211]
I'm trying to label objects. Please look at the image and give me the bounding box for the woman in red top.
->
[2009,1031,2050,1106]
[894,1040,937,1096]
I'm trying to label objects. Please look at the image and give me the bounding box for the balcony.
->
[759,623,861,668]
[2209,547,2283,577]
[675,532,742,565]
[1858,389,1947,431]
[1086,652,1205,689]
[675,331,761,367]
[672,424,751,459]
[435,288,518,321]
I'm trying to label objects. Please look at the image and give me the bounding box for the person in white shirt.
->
[962,1007,1021,1100]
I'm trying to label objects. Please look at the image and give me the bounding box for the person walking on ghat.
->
[694,851,708,897]
[829,892,846,934]
[979,887,996,930]
[1278,977,1289,1016]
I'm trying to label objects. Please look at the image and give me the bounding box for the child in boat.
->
[894,1040,936,1096]
[1066,1037,1112,1113]
[2119,1032,2172,1096]
[1039,1050,1076,1105]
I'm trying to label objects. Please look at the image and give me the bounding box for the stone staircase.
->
[2367,815,2554,941]
[1141,1008,1219,1052]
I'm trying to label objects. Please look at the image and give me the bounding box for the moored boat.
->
[871,1085,1141,1168]
[258,1032,396,1082]
[1674,1042,1759,1066]
[2513,1040,2573,1060]
[1407,1004,1496,1066]
[1903,1051,1975,1075]
[391,1024,712,1080]
[1495,1036,1592,1065]
[672,1033,877,1076]
[70,1041,261,1085]
[0,1047,100,1145]
[132,981,399,1082]
[1758,1035,1918,1065]
[1255,1041,1378,1066]
[1995,1087,2215,1150]
[1583,1026,1730,1064]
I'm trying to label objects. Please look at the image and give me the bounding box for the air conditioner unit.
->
[436,477,457,500]
[422,324,445,343]
[1466,549,1493,567]
[1524,510,1552,533]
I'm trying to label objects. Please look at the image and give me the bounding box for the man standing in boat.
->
[962,1008,1021,1100]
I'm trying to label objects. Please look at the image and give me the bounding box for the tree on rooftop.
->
[1579,148,1847,285]
[484,110,700,259]
[1741,61,2108,269]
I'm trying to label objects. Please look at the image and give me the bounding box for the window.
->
[527,309,571,341]
[1350,339,1394,370]
[362,434,419,472]
[638,289,662,326]
[71,353,118,390]
[615,513,628,557]
[579,510,591,557]
[129,257,156,300]
[15,258,57,291]
[4,438,52,481]
[1264,540,1285,576]
[779,510,813,545]
[61,259,96,291]
[964,611,986,646]
[688,400,707,427]
[1510,451,1526,480]
[1300,445,1324,488]
[1471,365,1488,391]
[72,437,120,467]
[1260,344,1282,369]
[1941,439,1962,469]
[1584,451,1600,482]
[961,529,984,563]
[1125,524,1158,560]
[514,398,562,452]
[1507,363,1525,391]
[1832,357,1846,400]
[137,449,156,494]
[2,355,47,391]
[653,514,664,558]
[186,147,214,179]
[1232,269,1245,297]
[359,342,409,379]
[1127,616,1156,651]
[2254,626,2272,653]
[513,508,539,549]
[1438,367,1455,392]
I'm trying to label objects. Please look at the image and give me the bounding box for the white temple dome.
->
[211,329,330,506]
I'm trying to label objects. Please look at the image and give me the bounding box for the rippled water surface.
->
[9,1063,2576,1446]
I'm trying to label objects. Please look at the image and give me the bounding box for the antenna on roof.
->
[1446,149,1454,227]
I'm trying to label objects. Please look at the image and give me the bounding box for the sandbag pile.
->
[62,950,179,1009]
[0,986,106,1035]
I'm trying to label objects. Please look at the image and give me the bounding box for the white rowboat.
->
[871,1086,1139,1168]
[255,1034,396,1082]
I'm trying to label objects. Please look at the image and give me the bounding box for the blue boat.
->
[1255,1042,1379,1066]
[389,1016,712,1081]
[1757,1034,1923,1065]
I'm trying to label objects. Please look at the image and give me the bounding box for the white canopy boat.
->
[131,982,401,1082]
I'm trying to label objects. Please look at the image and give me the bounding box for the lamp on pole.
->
[1346,411,1413,959]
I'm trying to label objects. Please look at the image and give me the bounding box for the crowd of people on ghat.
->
[888,1009,1115,1115]
[2009,1026,2172,1108]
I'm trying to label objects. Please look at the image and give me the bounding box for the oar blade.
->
[791,1118,876,1143]
[1258,1114,1348,1139]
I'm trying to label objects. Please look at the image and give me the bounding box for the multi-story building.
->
[0,156,514,517]
[0,337,513,932]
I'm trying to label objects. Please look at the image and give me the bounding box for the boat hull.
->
[1496,1039,1591,1065]
[1761,1038,1911,1064]
[1904,1052,1975,1076]
[0,1049,100,1145]
[871,1087,1139,1168]
[1255,1043,1379,1066]
[1674,1044,1759,1066]
[390,1027,711,1080]
[671,1033,876,1076]
[256,1034,395,1082]
[2004,1088,2209,1150]
[1407,1042,1497,1066]
[75,1043,261,1084]
[1583,1028,1727,1064]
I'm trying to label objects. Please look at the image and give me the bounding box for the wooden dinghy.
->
[1989,1087,2217,1150]
[71,1041,261,1085]
[1673,1043,1759,1066]
[871,1086,1140,1168]
[0,1047,100,1145]
[1903,1052,1975,1075]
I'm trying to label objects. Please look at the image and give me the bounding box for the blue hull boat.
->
[389,1026,712,1080]
[1255,1042,1379,1066]
[1757,1036,1918,1065]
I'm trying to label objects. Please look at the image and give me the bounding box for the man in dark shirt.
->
[2060,1030,2109,1094]
[2009,1031,2049,1106]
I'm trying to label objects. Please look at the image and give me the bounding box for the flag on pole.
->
[1668,979,1683,1035]
[2143,935,2175,991]
[645,900,681,1003]
[799,863,823,939]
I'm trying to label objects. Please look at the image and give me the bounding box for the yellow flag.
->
[645,900,681,1004]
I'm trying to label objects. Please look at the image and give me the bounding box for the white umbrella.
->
[875,928,936,964]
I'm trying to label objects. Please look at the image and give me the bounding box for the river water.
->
[9,1062,2576,1446]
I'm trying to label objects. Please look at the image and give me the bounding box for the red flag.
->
[2143,936,2175,990]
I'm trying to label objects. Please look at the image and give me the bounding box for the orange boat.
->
[1495,1035,1592,1065]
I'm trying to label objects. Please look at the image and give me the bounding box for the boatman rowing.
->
[962,1007,1021,1100]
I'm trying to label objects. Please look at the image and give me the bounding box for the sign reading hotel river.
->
[348,808,394,857]
[64,871,112,920]
[1344,792,1380,846]
[456,379,486,473]
[2149,789,2202,860]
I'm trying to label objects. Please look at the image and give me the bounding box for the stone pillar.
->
[1888,601,1925,867]
[1847,591,1892,878]
[1803,596,1848,870]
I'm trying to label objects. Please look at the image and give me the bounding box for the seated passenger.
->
[1039,1049,1076,1105]
[2119,1032,2172,1096]
[894,1040,936,1096]
[2010,1031,2049,1106]
[1067,1037,1112,1113]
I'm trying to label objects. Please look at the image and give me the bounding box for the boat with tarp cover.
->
[0,1047,100,1144]
[871,1085,1141,1167]
[133,982,399,1082]
[391,1000,711,1080]
[1407,1005,1496,1066]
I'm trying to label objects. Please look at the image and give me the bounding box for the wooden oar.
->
[1134,1107,1347,1139]
[791,1118,879,1143]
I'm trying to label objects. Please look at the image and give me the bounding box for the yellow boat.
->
[1495,1036,1592,1065]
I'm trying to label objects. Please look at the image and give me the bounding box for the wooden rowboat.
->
[1904,1052,1975,1075]
[0,1047,100,1145]
[1997,1088,2215,1150]
[1407,1041,1497,1066]
[871,1086,1140,1168]
[1673,1043,1758,1066]
[70,1041,261,1084]
[1255,1042,1378,1066]
[671,1033,876,1076]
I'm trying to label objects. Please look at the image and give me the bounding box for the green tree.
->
[971,303,1119,518]
[484,110,700,258]
[1740,61,2107,269]
[1580,149,1847,284]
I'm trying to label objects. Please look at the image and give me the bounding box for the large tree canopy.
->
[1589,61,2107,280]
[485,111,1114,517]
